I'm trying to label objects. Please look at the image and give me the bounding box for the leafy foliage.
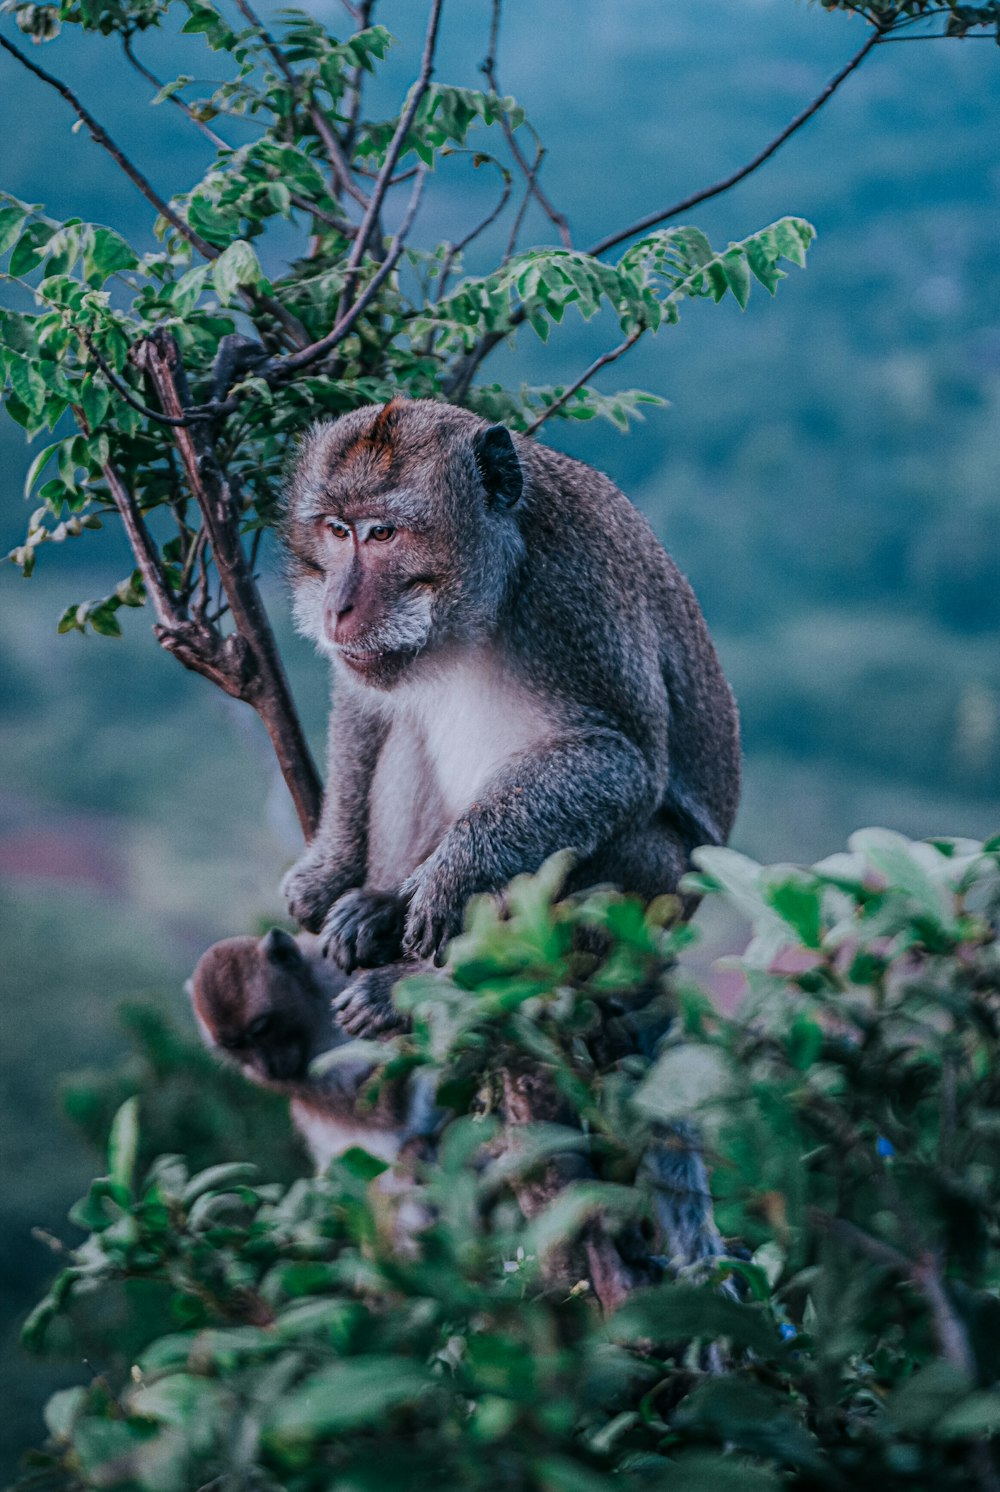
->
[18,832,1000,1490]
[1,0,814,642]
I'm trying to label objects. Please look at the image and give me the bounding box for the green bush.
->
[17,829,1000,1490]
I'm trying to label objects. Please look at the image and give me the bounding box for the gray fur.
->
[282,399,740,985]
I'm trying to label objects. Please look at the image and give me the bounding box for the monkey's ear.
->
[262,928,303,968]
[473,425,522,509]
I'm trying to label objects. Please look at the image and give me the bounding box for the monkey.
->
[280,397,740,1037]
[188,928,438,1172]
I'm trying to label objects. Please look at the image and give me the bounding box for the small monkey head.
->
[284,399,526,689]
[189,929,335,1087]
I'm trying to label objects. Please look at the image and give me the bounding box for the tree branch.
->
[481,0,572,249]
[80,329,197,428]
[121,32,230,152]
[586,25,884,259]
[503,137,543,262]
[279,166,426,376]
[134,330,322,838]
[340,0,443,294]
[435,153,513,303]
[0,33,218,262]
[444,21,887,403]
[524,329,644,436]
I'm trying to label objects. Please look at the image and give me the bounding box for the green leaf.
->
[108,1095,139,1192]
[264,1358,434,1444]
[0,200,30,254]
[211,239,265,302]
[764,873,823,948]
[82,226,137,287]
[613,1285,784,1357]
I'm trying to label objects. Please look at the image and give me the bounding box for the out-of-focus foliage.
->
[18,832,1000,1490]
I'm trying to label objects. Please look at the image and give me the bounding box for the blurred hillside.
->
[1,0,999,1476]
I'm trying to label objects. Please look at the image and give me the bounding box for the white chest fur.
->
[365,647,552,886]
[401,649,551,819]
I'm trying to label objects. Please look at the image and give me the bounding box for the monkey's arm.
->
[283,689,387,932]
[403,730,659,960]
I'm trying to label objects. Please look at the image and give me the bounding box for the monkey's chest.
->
[365,656,550,885]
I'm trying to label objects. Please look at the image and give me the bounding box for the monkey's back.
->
[513,439,740,847]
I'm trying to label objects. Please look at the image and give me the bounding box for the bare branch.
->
[524,329,644,437]
[504,138,542,262]
[280,166,426,376]
[92,456,182,631]
[435,152,513,302]
[121,32,230,152]
[481,0,572,249]
[341,0,443,291]
[134,330,322,838]
[342,0,377,156]
[0,32,218,261]
[444,19,888,403]
[587,26,884,259]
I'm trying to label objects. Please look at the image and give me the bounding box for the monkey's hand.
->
[321,889,408,973]
[332,964,412,1038]
[281,853,361,933]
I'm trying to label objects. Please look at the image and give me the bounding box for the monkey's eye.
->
[245,1012,278,1042]
[323,518,351,541]
[369,524,395,543]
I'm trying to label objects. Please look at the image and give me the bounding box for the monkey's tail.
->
[640,1119,726,1277]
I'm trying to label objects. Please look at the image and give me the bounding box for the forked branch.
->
[133,331,322,837]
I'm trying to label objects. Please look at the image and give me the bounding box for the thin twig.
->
[280,166,426,375]
[73,406,181,630]
[504,139,542,261]
[80,329,199,427]
[231,0,369,209]
[340,0,443,296]
[481,0,571,248]
[880,30,997,40]
[121,32,230,152]
[435,152,513,301]
[0,33,218,261]
[524,328,644,436]
[586,25,884,259]
[177,526,208,599]
[288,191,357,236]
[342,0,377,156]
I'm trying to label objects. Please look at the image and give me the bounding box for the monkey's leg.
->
[641,1121,726,1276]
[568,820,690,901]
[403,732,658,962]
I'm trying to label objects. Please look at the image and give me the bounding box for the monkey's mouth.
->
[337,644,413,674]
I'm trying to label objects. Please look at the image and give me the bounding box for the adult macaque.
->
[282,398,740,1036]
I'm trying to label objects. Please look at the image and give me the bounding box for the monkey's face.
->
[190,930,330,1087]
[285,400,525,690]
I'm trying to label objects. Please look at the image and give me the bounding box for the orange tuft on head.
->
[340,398,405,473]
[368,397,403,450]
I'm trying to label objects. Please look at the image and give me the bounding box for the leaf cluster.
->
[18,830,1000,1491]
[1,0,813,637]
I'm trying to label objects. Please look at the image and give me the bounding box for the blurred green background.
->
[2,0,999,1476]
